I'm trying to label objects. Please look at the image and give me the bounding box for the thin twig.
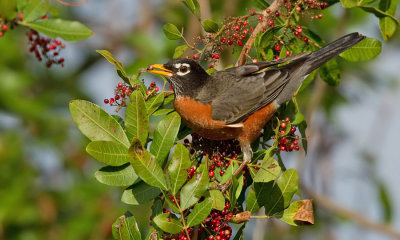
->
[301,184,400,240]
[53,0,88,6]
[235,0,285,66]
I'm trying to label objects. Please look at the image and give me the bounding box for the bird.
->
[147,32,365,189]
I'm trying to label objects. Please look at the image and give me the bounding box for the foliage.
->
[68,0,397,238]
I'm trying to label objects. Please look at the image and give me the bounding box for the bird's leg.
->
[219,143,253,193]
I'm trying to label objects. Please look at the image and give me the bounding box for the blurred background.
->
[0,0,399,239]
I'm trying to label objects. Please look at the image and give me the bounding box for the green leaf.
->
[96,50,129,81]
[246,187,260,213]
[69,100,130,148]
[126,91,149,144]
[173,45,188,59]
[209,188,225,210]
[163,23,182,40]
[145,93,164,115]
[320,59,341,86]
[168,143,191,194]
[121,181,161,205]
[22,0,49,22]
[86,141,130,166]
[153,108,174,116]
[0,0,17,21]
[236,175,244,199]
[277,200,314,226]
[202,19,220,33]
[253,157,281,182]
[297,70,316,93]
[221,162,239,184]
[265,169,299,215]
[340,38,382,62]
[360,6,400,24]
[259,27,283,49]
[150,112,181,165]
[379,0,397,40]
[152,198,163,218]
[153,213,184,234]
[129,138,168,191]
[24,19,93,41]
[340,0,374,8]
[180,165,209,210]
[112,212,141,240]
[187,198,213,227]
[299,120,308,153]
[182,0,201,19]
[94,163,139,186]
[253,0,270,9]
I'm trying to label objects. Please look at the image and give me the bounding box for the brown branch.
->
[53,0,88,7]
[302,184,400,240]
[235,0,285,66]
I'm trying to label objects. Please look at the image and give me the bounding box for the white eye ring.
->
[174,63,190,76]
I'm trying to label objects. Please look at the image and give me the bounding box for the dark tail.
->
[304,32,365,74]
[275,32,365,105]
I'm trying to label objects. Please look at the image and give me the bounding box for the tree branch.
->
[235,0,285,66]
[301,184,400,240]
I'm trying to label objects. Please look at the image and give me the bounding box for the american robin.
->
[148,32,365,186]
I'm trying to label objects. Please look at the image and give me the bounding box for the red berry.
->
[243,20,248,26]
[297,26,303,32]
[214,54,220,59]
[286,50,290,56]
[293,140,298,145]
[115,95,120,100]
[209,65,214,69]
[303,37,308,42]
[0,32,3,37]
[275,56,280,60]
[290,127,296,133]
[234,25,240,31]
[258,16,263,21]
[193,54,199,60]
[317,14,323,19]
[295,146,300,151]
[18,12,24,20]
[275,11,280,17]
[154,87,159,92]
[227,39,233,45]
[221,38,226,43]
[250,9,255,13]
[209,171,215,177]
[285,117,290,122]
[104,99,109,104]
[150,82,156,87]
[294,31,299,37]
[252,59,258,63]
[280,122,287,128]
[275,45,281,51]
[169,85,173,89]
[280,130,285,135]
[109,98,115,104]
[2,25,8,31]
[166,210,171,214]
[49,45,56,50]
[220,171,224,176]
[280,146,286,151]
[118,83,123,88]
[146,90,151,95]
[296,6,301,11]
[238,41,243,46]
[268,20,274,26]
[209,165,215,170]
[209,236,215,240]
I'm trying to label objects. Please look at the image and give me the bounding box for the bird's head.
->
[147,59,209,96]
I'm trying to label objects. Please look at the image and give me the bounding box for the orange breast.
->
[174,96,277,143]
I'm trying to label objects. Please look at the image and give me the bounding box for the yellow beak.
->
[147,64,174,77]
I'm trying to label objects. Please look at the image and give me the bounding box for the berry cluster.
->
[146,81,160,96]
[26,29,65,67]
[202,203,234,239]
[277,117,300,152]
[103,82,132,106]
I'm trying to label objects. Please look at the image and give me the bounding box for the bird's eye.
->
[179,66,188,73]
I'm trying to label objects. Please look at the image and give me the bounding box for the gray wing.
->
[195,64,294,124]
